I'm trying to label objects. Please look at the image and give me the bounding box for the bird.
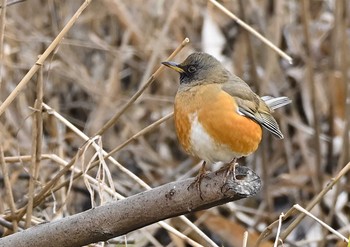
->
[162,52,291,196]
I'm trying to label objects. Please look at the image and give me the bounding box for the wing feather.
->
[222,76,288,139]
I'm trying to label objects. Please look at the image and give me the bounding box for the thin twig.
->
[0,0,91,116]
[257,162,350,244]
[0,0,25,8]
[293,204,349,243]
[4,154,51,163]
[0,145,18,232]
[104,112,173,159]
[0,0,7,89]
[48,152,205,247]
[338,0,350,171]
[138,0,182,89]
[94,37,189,136]
[237,0,259,90]
[208,0,292,64]
[42,102,150,189]
[273,213,284,247]
[2,101,206,247]
[42,103,218,247]
[280,161,350,240]
[5,147,84,221]
[301,0,322,192]
[326,0,347,235]
[25,64,44,228]
[255,206,296,246]
[242,231,248,247]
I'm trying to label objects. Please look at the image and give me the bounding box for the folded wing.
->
[222,75,291,139]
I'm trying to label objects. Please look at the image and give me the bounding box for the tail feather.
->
[261,96,291,110]
[260,96,291,139]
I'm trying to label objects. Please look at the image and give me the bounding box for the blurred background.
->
[0,0,349,246]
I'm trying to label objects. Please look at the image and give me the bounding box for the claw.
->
[221,158,238,184]
[188,161,208,200]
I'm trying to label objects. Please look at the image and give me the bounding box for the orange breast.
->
[174,84,262,160]
[174,93,193,154]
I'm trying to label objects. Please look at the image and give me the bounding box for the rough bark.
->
[0,165,261,247]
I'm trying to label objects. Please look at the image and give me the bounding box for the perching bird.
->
[162,52,290,194]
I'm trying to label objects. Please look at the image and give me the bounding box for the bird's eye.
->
[188,66,196,73]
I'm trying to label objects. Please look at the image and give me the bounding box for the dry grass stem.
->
[0,0,7,88]
[256,206,297,246]
[1,1,349,246]
[42,102,151,189]
[157,221,205,247]
[137,0,182,89]
[273,213,284,247]
[242,231,248,247]
[0,0,25,8]
[25,65,43,228]
[106,112,173,159]
[293,204,349,243]
[280,161,350,240]
[42,103,216,247]
[0,0,91,116]
[94,37,189,136]
[209,0,292,64]
[0,146,18,233]
[301,0,322,192]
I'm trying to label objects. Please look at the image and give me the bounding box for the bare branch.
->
[0,166,261,247]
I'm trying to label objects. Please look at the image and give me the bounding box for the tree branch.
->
[0,165,261,247]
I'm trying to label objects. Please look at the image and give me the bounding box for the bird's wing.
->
[221,75,284,139]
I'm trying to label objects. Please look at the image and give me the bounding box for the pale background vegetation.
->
[0,0,349,246]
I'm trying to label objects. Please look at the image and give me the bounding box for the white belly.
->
[189,114,241,163]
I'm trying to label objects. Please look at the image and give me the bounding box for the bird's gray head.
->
[162,52,229,87]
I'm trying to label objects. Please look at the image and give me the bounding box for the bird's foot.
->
[216,159,238,184]
[188,161,209,200]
